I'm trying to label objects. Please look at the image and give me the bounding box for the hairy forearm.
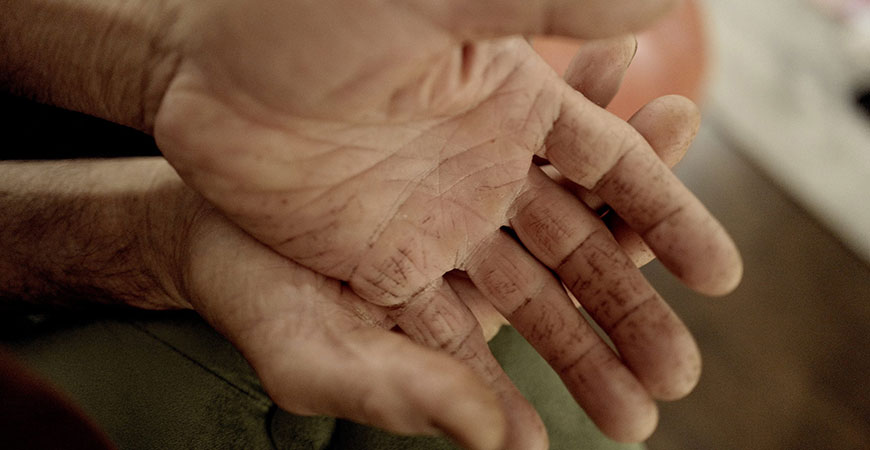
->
[0,158,194,310]
[0,0,180,131]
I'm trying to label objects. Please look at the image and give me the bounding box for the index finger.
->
[542,88,742,296]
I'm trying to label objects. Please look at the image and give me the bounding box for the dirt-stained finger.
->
[542,88,741,296]
[462,230,658,442]
[509,167,702,401]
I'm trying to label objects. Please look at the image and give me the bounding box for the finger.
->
[392,280,549,450]
[260,319,507,450]
[608,219,657,267]
[544,95,702,267]
[251,323,507,450]
[554,44,694,209]
[187,215,506,450]
[546,95,699,192]
[562,35,638,108]
[410,0,678,39]
[605,94,702,266]
[542,88,742,296]
[541,164,661,268]
[510,167,702,401]
[446,271,509,342]
[629,95,700,168]
[462,231,658,442]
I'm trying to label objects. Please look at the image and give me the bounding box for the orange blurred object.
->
[533,0,708,120]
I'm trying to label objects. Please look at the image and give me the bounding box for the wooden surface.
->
[644,121,870,450]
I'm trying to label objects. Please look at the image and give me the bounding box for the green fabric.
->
[3,311,642,450]
[4,312,275,450]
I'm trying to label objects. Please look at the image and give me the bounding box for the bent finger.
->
[562,35,638,107]
[547,94,700,204]
[604,95,702,266]
[546,95,702,267]
[542,88,741,296]
[186,214,506,450]
[253,316,507,450]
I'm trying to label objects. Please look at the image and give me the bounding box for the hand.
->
[0,95,695,449]
[1,1,738,447]
[180,92,704,450]
[171,39,703,450]
[151,2,742,446]
[471,36,700,341]
[171,173,509,450]
[168,67,695,447]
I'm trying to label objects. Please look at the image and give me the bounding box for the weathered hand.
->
[154,1,733,296]
[172,176,508,450]
[151,1,742,446]
[470,36,699,342]
[173,72,697,448]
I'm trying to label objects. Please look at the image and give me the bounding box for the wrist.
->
[0,158,194,310]
[138,159,211,310]
[0,0,183,132]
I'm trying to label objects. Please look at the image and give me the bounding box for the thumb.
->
[412,0,678,39]
[182,207,507,450]
[244,318,508,450]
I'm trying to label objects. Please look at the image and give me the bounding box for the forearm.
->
[0,158,194,310]
[0,0,180,131]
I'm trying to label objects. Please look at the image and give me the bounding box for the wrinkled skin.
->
[151,1,742,448]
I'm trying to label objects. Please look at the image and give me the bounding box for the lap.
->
[3,310,643,450]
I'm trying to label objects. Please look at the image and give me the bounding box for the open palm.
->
[153,1,741,447]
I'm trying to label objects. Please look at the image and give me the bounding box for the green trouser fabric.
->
[3,310,643,450]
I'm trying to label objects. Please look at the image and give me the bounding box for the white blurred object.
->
[812,0,869,18]
[844,8,870,80]
[812,0,870,81]
[704,0,870,263]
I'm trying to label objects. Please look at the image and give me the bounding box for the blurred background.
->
[647,1,870,448]
[540,0,870,448]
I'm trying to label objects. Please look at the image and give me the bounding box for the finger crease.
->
[557,228,607,273]
[608,293,658,333]
[639,205,685,237]
[557,343,599,378]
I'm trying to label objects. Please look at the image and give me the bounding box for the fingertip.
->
[597,395,659,443]
[561,34,638,107]
[643,333,703,401]
[435,395,507,450]
[400,347,508,450]
[499,386,548,450]
[628,94,701,169]
[643,203,743,298]
[682,230,743,297]
[697,245,743,297]
[609,292,703,402]
[423,359,507,450]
